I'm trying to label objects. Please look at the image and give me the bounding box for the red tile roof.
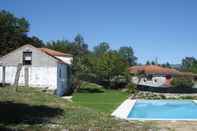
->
[39,48,71,57]
[128,65,179,75]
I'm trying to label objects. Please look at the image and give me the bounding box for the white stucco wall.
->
[132,76,166,87]
[0,66,57,90]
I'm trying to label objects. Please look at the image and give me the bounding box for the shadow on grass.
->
[0,101,64,126]
[77,88,105,93]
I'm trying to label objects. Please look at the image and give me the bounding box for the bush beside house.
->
[171,77,194,88]
[77,81,105,93]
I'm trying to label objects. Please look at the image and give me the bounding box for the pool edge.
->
[112,99,197,121]
[111,99,136,119]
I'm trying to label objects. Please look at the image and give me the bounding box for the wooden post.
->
[14,63,22,91]
[2,66,5,86]
[24,67,29,87]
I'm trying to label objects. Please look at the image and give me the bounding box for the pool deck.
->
[111,99,136,119]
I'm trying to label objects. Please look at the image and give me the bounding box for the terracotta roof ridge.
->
[39,48,72,57]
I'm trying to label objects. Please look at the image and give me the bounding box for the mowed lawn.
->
[72,90,128,113]
[0,87,159,131]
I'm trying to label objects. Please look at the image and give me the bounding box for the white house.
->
[129,65,197,88]
[0,44,73,96]
[128,65,178,87]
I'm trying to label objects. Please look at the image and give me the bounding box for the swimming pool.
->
[127,100,197,120]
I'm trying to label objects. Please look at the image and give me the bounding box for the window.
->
[23,51,32,65]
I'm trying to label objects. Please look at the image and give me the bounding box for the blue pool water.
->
[128,100,197,120]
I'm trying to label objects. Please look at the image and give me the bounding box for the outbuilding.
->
[0,44,73,96]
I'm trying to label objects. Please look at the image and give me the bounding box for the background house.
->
[128,65,197,87]
[0,44,73,96]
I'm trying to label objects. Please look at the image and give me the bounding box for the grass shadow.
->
[0,101,64,125]
[77,88,105,93]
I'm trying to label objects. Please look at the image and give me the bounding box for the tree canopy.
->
[46,37,136,88]
[0,10,44,56]
[181,57,197,73]
[118,46,137,66]
[94,42,110,56]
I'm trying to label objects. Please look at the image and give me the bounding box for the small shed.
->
[0,44,73,96]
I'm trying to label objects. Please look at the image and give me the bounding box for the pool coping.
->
[111,99,136,119]
[112,99,197,121]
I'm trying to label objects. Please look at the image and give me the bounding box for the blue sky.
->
[1,0,197,64]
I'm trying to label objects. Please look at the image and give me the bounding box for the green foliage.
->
[178,96,194,99]
[146,61,151,65]
[118,46,137,66]
[161,62,171,68]
[171,77,194,88]
[78,81,105,93]
[46,40,72,53]
[0,10,44,56]
[127,83,137,94]
[181,57,197,73]
[94,42,110,56]
[94,51,129,87]
[46,34,88,56]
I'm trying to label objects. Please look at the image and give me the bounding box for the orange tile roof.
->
[39,48,70,57]
[129,65,180,75]
[128,66,144,74]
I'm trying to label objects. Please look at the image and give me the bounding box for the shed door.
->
[57,64,67,96]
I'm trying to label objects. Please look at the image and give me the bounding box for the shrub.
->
[78,81,105,93]
[179,96,195,99]
[127,83,137,94]
[110,75,128,89]
[171,77,194,88]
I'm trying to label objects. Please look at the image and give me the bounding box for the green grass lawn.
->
[0,87,159,131]
[72,90,128,113]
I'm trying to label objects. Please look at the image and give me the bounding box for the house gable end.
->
[0,44,58,66]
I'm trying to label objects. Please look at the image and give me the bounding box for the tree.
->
[0,10,44,56]
[73,33,88,55]
[146,61,151,65]
[46,34,89,56]
[94,42,110,56]
[94,51,129,88]
[181,57,197,73]
[161,62,171,68]
[151,61,156,65]
[182,57,196,70]
[118,46,137,66]
[46,40,72,53]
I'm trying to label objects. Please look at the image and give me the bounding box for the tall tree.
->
[118,46,137,66]
[94,51,129,87]
[0,10,44,56]
[73,33,88,55]
[161,62,171,68]
[94,42,110,56]
[46,40,72,53]
[146,61,151,65]
[151,61,156,65]
[181,57,197,73]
